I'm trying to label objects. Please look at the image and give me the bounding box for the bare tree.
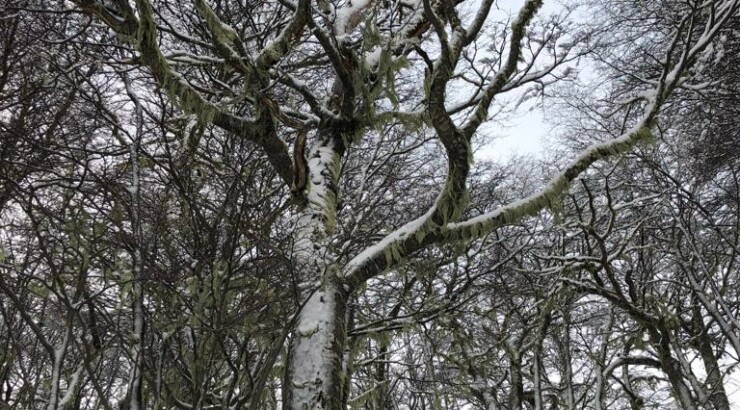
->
[1,0,738,409]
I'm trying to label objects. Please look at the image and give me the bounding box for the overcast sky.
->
[474,0,566,161]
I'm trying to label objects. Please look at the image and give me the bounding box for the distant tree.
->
[530,0,740,407]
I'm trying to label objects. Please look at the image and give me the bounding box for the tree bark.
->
[691,304,730,410]
[284,284,348,409]
[284,132,348,409]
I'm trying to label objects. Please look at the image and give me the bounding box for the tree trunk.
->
[284,284,348,409]
[650,328,697,410]
[283,132,348,409]
[691,304,730,410]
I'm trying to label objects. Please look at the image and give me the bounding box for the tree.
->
[523,1,740,406]
[1,0,738,408]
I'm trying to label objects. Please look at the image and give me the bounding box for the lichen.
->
[194,0,238,42]
[135,0,220,125]
[444,124,656,243]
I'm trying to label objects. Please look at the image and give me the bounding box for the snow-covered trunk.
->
[619,344,641,410]
[560,311,575,410]
[285,285,348,409]
[46,285,86,409]
[592,311,614,410]
[284,136,349,409]
[695,340,730,410]
[684,266,740,357]
[125,76,146,410]
[505,347,523,410]
[532,305,553,410]
[46,318,72,410]
[532,316,549,410]
[127,185,146,410]
[532,351,543,410]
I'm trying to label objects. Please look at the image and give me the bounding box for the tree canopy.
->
[1,0,740,409]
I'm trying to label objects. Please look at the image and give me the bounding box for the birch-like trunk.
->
[46,319,71,410]
[505,346,524,410]
[285,285,348,409]
[284,136,349,409]
[124,75,146,410]
[560,310,575,410]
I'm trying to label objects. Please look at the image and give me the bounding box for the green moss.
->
[314,148,343,235]
[135,0,221,125]
[195,0,237,42]
[383,242,404,267]
[414,225,428,244]
[446,124,657,244]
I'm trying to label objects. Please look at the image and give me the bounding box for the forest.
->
[1,0,740,408]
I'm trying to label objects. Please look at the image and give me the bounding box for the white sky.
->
[478,101,548,159]
[475,0,565,161]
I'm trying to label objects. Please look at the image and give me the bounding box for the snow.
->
[343,205,435,277]
[219,21,238,40]
[296,289,335,335]
[448,114,657,233]
[47,335,70,410]
[287,142,347,406]
[47,346,66,410]
[334,0,373,36]
[291,288,337,407]
[364,46,383,70]
[128,308,144,410]
[390,0,425,49]
[125,76,145,410]
[58,366,83,407]
[306,145,337,210]
[293,144,339,266]
[166,52,226,66]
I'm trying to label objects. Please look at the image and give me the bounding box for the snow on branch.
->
[79,0,295,187]
[593,355,662,410]
[446,0,740,244]
[193,0,252,76]
[342,0,739,289]
[461,0,543,139]
[334,0,375,37]
[255,0,311,71]
[444,121,656,242]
